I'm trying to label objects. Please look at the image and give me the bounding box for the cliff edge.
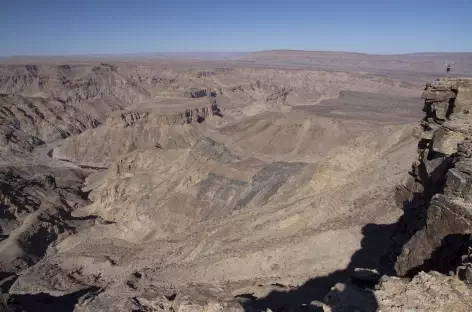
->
[325,78,472,312]
[396,78,472,277]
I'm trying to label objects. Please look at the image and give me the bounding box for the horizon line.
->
[1,49,472,58]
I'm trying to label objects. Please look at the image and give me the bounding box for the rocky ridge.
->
[52,106,217,167]
[0,165,93,288]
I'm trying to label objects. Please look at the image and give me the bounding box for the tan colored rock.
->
[52,108,212,167]
[454,85,472,114]
[376,272,472,312]
[421,90,455,102]
[431,128,465,155]
[431,101,449,120]
[177,301,243,312]
[395,194,472,276]
[324,272,472,312]
[445,168,469,196]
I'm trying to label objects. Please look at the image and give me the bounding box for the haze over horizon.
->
[1,0,471,57]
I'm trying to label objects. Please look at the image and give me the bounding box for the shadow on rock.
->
[240,180,430,312]
[407,233,472,277]
[240,222,402,311]
[2,286,100,312]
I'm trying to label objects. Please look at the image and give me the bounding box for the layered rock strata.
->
[395,78,472,277]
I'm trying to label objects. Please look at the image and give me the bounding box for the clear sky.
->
[1,0,471,56]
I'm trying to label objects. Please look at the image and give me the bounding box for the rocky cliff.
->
[322,78,472,312]
[395,78,472,277]
[52,106,217,167]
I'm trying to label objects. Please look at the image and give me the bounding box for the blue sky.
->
[1,0,471,56]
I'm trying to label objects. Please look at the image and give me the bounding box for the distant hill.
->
[2,50,471,75]
[242,50,472,75]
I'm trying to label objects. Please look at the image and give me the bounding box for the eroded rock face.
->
[184,88,216,99]
[0,64,154,158]
[52,107,216,167]
[395,78,472,277]
[0,165,91,276]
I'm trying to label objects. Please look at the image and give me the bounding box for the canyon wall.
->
[324,78,472,312]
[395,78,472,277]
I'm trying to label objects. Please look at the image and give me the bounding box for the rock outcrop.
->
[395,78,472,277]
[52,106,217,167]
[0,64,151,158]
[0,164,91,277]
[325,271,472,312]
[105,106,214,128]
[183,88,215,98]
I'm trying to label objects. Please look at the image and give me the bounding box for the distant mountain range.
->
[1,50,471,75]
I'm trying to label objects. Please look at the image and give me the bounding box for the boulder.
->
[422,90,456,102]
[454,85,472,114]
[432,101,449,120]
[431,128,466,155]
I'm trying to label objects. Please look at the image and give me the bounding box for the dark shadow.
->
[0,272,15,283]
[407,233,471,276]
[5,286,100,312]
[0,273,17,293]
[388,148,453,261]
[17,226,59,261]
[197,115,206,123]
[165,293,176,301]
[235,293,258,300]
[446,90,458,118]
[211,103,223,117]
[76,189,92,201]
[240,222,400,311]
[77,164,108,170]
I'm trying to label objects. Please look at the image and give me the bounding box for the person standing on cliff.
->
[446,62,454,77]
